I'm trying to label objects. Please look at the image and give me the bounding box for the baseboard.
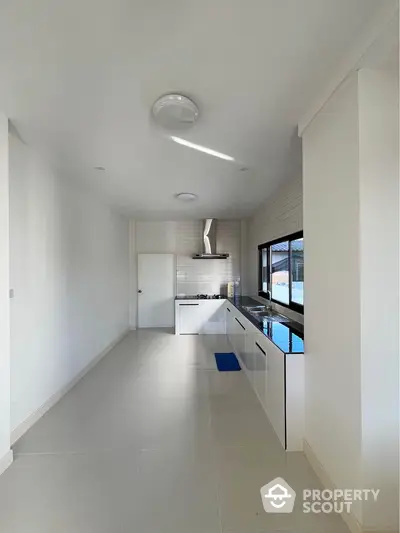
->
[0,450,13,476]
[11,329,130,445]
[303,439,362,533]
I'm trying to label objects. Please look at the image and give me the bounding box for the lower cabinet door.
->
[228,312,241,355]
[265,340,286,448]
[253,335,268,410]
[238,328,254,380]
[226,306,235,346]
[233,315,246,362]
[201,301,225,334]
[178,304,202,334]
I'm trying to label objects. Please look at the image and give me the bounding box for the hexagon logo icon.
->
[260,477,296,513]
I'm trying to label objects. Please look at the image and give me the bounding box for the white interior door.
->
[138,253,175,328]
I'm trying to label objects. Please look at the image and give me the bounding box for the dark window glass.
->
[271,241,289,305]
[291,238,304,306]
[261,248,269,292]
[258,232,303,313]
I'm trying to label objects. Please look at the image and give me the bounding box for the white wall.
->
[135,221,178,253]
[0,113,11,466]
[240,219,248,295]
[302,74,363,521]
[302,70,399,531]
[130,220,242,328]
[245,174,303,322]
[9,136,130,433]
[358,69,399,530]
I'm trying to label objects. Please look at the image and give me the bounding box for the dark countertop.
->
[228,296,304,354]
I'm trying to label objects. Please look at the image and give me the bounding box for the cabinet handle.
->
[235,317,246,331]
[255,342,266,356]
[179,303,200,306]
[227,308,231,313]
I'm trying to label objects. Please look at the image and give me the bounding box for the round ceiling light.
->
[152,94,199,130]
[175,192,198,202]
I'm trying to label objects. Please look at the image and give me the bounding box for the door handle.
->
[255,342,266,356]
[235,317,245,331]
[227,308,231,313]
[179,303,200,306]
[138,290,142,293]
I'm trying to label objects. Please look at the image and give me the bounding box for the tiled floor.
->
[0,330,350,532]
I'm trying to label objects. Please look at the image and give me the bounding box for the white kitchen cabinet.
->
[228,312,239,354]
[252,333,268,411]
[175,299,225,335]
[231,314,246,363]
[239,321,259,382]
[201,300,226,334]
[227,310,262,384]
[225,303,234,345]
[225,302,240,351]
[224,302,304,452]
[230,317,285,449]
[177,303,205,334]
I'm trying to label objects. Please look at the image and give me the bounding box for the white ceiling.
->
[0,0,396,219]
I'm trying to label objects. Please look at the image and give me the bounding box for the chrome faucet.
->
[266,290,272,310]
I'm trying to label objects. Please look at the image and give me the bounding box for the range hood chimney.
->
[192,219,229,259]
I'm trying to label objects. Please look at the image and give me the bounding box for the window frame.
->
[258,230,304,314]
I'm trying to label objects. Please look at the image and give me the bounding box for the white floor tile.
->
[0,453,136,533]
[115,447,221,533]
[4,331,350,533]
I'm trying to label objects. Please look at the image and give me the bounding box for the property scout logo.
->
[260,477,380,514]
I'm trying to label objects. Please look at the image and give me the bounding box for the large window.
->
[258,231,304,313]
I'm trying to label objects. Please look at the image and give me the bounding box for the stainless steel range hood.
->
[192,219,229,259]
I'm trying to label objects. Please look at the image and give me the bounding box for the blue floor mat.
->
[214,352,241,372]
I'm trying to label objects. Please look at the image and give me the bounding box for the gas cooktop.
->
[176,294,225,300]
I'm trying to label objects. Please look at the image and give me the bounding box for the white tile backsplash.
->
[176,220,241,296]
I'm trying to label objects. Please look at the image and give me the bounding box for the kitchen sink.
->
[243,305,268,313]
[243,306,291,322]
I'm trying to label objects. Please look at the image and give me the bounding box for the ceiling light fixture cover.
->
[152,94,199,130]
[170,136,235,162]
[175,192,198,201]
